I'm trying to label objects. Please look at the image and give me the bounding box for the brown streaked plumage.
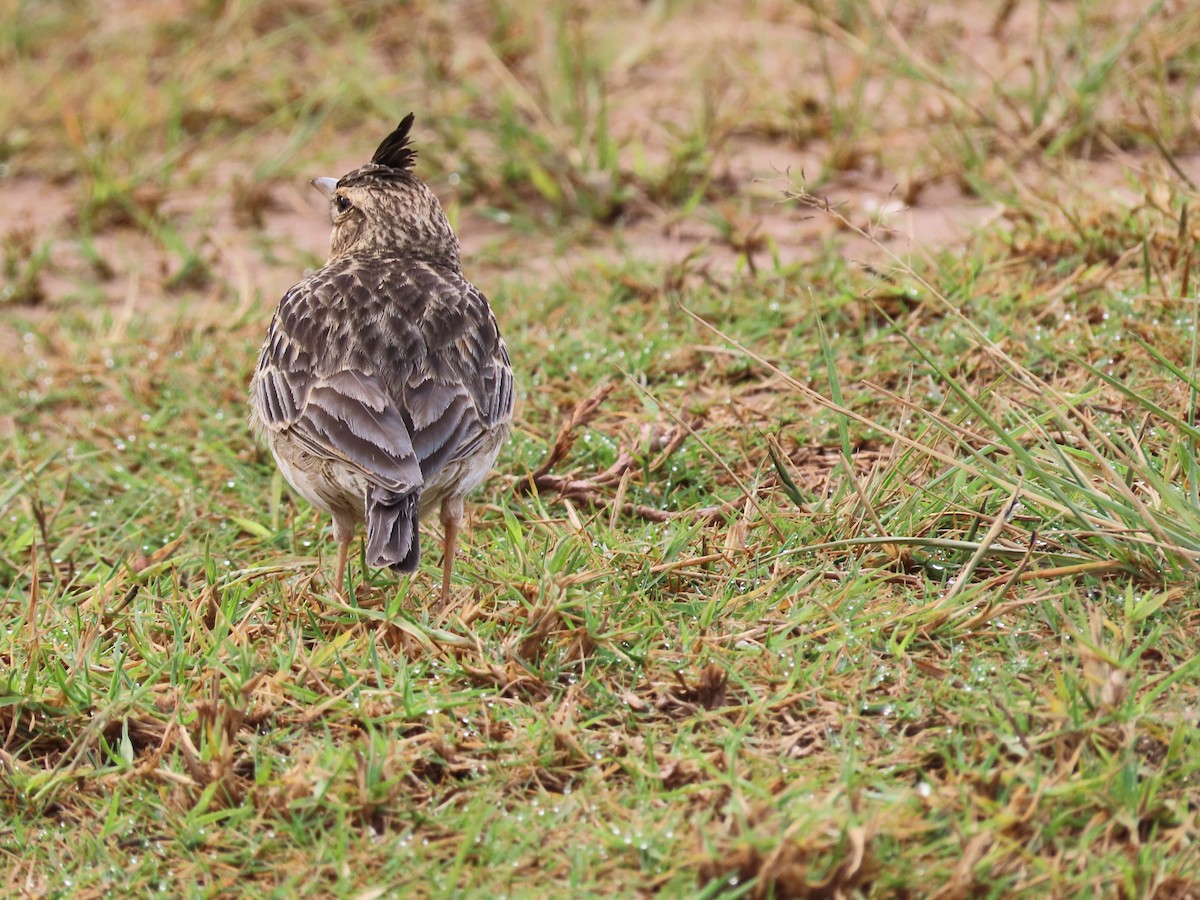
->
[249,114,514,603]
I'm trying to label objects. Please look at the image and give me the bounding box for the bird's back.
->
[254,252,512,492]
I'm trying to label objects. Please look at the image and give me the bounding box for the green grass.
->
[4,1,1200,896]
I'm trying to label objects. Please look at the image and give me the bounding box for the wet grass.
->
[4,1,1200,897]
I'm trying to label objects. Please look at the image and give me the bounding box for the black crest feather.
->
[371,113,418,171]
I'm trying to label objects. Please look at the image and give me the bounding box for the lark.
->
[250,114,514,603]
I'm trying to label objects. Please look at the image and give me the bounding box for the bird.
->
[249,113,514,605]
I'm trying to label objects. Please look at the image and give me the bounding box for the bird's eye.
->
[334,194,352,214]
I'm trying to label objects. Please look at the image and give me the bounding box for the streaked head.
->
[312,114,460,267]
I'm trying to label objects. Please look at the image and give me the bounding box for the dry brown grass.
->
[4,1,1200,897]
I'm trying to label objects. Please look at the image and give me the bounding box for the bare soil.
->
[3,0,1186,327]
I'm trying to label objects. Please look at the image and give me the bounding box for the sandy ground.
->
[3,0,1190,325]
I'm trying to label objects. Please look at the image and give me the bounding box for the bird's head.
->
[312,114,460,267]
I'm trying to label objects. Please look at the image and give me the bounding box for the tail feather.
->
[365,487,421,572]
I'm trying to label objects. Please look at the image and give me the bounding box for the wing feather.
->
[252,259,512,494]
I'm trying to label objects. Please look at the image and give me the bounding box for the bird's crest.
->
[371,113,418,172]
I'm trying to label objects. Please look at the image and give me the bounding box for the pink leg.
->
[334,539,350,597]
[439,497,463,606]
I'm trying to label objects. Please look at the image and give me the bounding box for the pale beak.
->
[311,177,338,200]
